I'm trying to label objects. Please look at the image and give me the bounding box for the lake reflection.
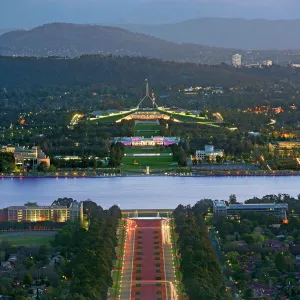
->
[0,176,299,209]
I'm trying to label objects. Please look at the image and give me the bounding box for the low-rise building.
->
[213,200,288,220]
[6,201,83,222]
[195,145,224,161]
[113,136,180,147]
[1,145,50,169]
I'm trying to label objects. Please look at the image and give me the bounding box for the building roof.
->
[8,206,68,210]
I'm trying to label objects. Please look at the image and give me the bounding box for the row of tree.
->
[173,204,229,300]
[52,202,121,300]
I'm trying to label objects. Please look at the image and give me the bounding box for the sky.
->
[1,0,300,28]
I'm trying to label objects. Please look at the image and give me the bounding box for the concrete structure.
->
[263,60,273,67]
[1,145,50,169]
[195,145,224,161]
[7,202,83,222]
[113,136,180,147]
[269,140,300,151]
[232,54,242,67]
[213,200,288,220]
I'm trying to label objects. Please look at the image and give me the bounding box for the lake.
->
[0,176,299,209]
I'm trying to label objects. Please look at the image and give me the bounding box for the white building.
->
[263,60,273,67]
[195,145,224,161]
[232,54,242,67]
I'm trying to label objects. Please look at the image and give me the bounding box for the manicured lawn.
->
[92,111,134,123]
[0,233,54,246]
[124,147,172,154]
[122,156,177,169]
[135,131,160,138]
[158,109,216,123]
[134,123,161,131]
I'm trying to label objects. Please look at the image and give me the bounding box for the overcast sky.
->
[2,0,300,28]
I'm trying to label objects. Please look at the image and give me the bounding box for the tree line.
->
[52,202,121,300]
[173,204,229,300]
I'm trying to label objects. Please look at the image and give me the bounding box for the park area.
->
[134,121,161,137]
[122,155,177,170]
[0,231,56,246]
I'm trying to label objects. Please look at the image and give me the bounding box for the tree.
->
[229,194,237,204]
[36,161,48,172]
[275,253,288,272]
[0,152,15,173]
[25,202,38,206]
[23,273,33,286]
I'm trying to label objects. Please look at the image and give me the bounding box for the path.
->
[120,219,136,299]
[119,218,177,300]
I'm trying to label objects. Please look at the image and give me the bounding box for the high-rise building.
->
[232,54,242,67]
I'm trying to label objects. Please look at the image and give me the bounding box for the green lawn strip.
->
[92,111,135,123]
[110,220,127,296]
[169,219,186,298]
[134,123,161,131]
[0,234,54,246]
[157,109,216,123]
[122,156,176,169]
[124,148,172,154]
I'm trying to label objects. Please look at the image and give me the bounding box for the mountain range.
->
[0,23,238,64]
[120,18,300,50]
[1,22,300,65]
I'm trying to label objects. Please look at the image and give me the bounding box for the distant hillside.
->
[0,28,15,36]
[120,18,300,50]
[0,23,237,64]
[0,55,287,87]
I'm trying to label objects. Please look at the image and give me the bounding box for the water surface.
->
[0,176,299,209]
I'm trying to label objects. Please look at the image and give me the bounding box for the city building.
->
[232,54,242,67]
[263,60,273,67]
[269,140,300,154]
[6,202,83,222]
[113,136,180,147]
[195,145,224,161]
[0,145,50,169]
[213,200,288,220]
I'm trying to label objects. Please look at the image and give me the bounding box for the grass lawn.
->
[158,109,216,123]
[122,156,177,169]
[92,111,134,123]
[0,233,55,246]
[135,131,160,138]
[134,123,161,131]
[124,147,172,154]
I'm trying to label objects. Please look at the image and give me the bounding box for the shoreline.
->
[1,172,300,179]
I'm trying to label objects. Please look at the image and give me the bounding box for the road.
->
[119,218,177,300]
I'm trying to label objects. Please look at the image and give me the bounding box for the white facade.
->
[195,145,224,161]
[263,60,273,66]
[232,54,242,67]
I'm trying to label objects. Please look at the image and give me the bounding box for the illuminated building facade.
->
[1,145,50,169]
[113,136,180,147]
[213,200,288,220]
[195,145,224,161]
[7,202,83,222]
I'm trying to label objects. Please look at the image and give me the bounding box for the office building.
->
[7,202,83,222]
[232,54,242,67]
[195,145,224,161]
[1,145,50,169]
[213,200,288,220]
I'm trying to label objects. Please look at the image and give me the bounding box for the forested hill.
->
[0,23,236,64]
[1,55,298,87]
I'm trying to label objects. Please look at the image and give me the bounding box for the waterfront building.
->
[195,145,224,161]
[7,202,83,222]
[232,54,242,67]
[213,200,288,220]
[113,136,180,147]
[0,145,50,169]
